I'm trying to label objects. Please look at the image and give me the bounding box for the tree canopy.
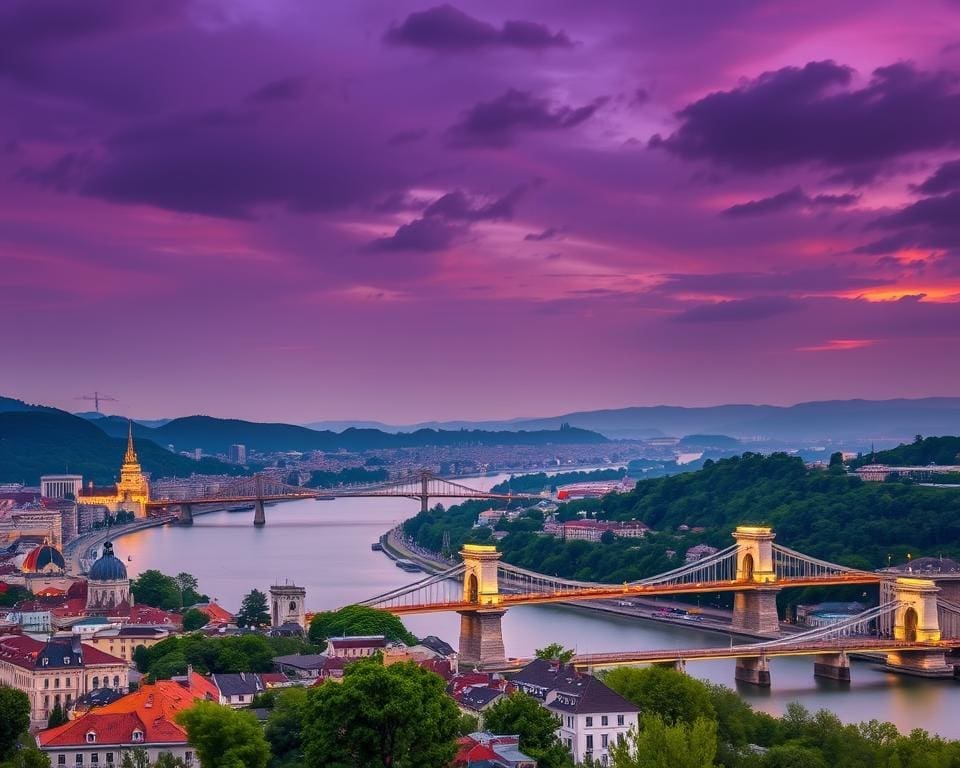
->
[236,589,270,629]
[484,692,572,768]
[303,659,460,768]
[176,701,270,768]
[308,605,416,646]
[0,686,30,761]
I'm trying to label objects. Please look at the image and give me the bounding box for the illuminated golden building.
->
[78,423,150,517]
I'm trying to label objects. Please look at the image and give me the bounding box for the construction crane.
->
[75,391,118,414]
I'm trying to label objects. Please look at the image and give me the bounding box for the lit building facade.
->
[78,423,150,517]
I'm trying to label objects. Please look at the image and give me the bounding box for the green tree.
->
[0,686,30,760]
[176,701,270,768]
[5,748,52,768]
[119,748,149,768]
[308,605,416,646]
[484,692,572,768]
[602,667,715,726]
[131,570,182,611]
[47,700,67,728]
[762,744,827,768]
[534,643,575,665]
[153,754,188,768]
[174,573,204,606]
[265,687,309,762]
[236,589,270,628]
[303,659,460,768]
[611,714,717,768]
[182,608,210,632]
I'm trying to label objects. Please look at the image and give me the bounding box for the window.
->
[105,754,113,764]
[586,735,594,750]
[113,676,120,689]
[91,755,99,765]
[44,679,50,689]
[63,657,71,665]
[566,716,573,728]
[57,757,66,766]
[55,678,61,689]
[185,752,193,764]
[132,730,143,742]
[92,677,99,689]
[75,756,83,765]
[602,734,609,748]
[586,716,593,727]
[601,715,608,726]
[86,732,96,743]
[45,695,50,710]
[617,715,625,726]
[617,733,625,745]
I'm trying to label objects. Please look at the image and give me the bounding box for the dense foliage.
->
[484,692,573,768]
[176,701,270,768]
[0,584,32,608]
[0,410,244,485]
[236,590,271,628]
[0,687,30,761]
[130,571,206,611]
[302,659,460,768]
[849,435,960,469]
[490,468,626,495]
[306,468,388,488]
[602,667,960,768]
[308,605,417,646]
[405,452,960,585]
[134,634,315,680]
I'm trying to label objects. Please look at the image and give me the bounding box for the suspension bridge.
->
[147,470,541,525]
[358,526,960,681]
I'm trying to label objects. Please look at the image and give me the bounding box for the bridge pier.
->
[653,659,687,674]
[735,655,771,687]
[458,609,506,668]
[732,588,781,635]
[814,652,850,681]
[179,503,193,525]
[253,500,266,526]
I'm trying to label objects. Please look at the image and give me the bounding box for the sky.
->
[3,0,960,423]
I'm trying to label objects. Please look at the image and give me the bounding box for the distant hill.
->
[849,436,960,469]
[0,410,244,486]
[312,398,960,442]
[95,415,608,454]
[0,396,59,414]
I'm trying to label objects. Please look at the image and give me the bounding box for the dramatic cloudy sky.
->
[4,0,960,422]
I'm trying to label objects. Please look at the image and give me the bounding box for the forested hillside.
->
[0,410,243,485]
[404,453,960,584]
[849,435,960,468]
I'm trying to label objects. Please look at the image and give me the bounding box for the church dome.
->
[22,544,66,573]
[89,541,128,581]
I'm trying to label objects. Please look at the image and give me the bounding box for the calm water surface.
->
[115,473,960,738]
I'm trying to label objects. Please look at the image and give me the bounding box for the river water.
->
[114,473,960,738]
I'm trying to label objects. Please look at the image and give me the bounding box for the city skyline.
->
[4,1,960,422]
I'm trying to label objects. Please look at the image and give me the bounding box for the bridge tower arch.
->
[731,526,780,635]
[885,577,953,676]
[458,544,506,668]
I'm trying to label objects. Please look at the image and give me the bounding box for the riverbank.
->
[63,515,174,574]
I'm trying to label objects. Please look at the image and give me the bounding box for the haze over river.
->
[115,472,960,738]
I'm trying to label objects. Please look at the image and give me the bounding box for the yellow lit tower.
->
[116,420,150,515]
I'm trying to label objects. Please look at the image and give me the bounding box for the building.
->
[78,424,151,517]
[37,674,216,766]
[82,625,171,663]
[41,476,84,501]
[556,480,631,500]
[547,519,650,542]
[269,583,306,631]
[210,672,264,707]
[326,635,388,658]
[510,659,639,765]
[228,444,247,464]
[855,463,960,482]
[85,541,132,614]
[448,673,511,727]
[20,544,67,575]
[0,634,128,727]
[273,653,330,680]
[454,732,536,768]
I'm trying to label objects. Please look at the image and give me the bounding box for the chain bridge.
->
[147,470,540,525]
[358,526,960,681]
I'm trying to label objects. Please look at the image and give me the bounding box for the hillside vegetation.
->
[0,410,243,485]
[849,435,960,468]
[404,452,960,584]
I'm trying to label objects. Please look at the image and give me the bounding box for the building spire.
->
[124,420,138,463]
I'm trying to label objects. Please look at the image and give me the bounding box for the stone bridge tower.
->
[458,544,506,668]
[731,526,781,635]
[885,577,952,676]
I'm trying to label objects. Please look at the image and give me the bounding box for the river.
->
[113,472,960,738]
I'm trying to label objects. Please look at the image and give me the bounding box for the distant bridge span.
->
[147,469,540,525]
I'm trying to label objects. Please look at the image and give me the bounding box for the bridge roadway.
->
[481,637,960,672]
[383,573,883,615]
[146,490,535,507]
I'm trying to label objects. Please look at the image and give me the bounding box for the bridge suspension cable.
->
[633,544,739,586]
[358,564,466,611]
[771,543,877,580]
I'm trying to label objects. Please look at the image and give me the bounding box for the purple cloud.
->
[722,186,859,217]
[384,5,571,52]
[865,190,960,252]
[673,296,802,323]
[653,61,960,181]
[372,186,525,251]
[913,159,960,195]
[449,89,603,148]
[524,227,559,241]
